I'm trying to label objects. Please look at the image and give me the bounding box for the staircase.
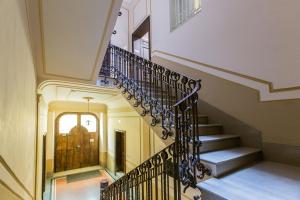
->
[99,44,263,199]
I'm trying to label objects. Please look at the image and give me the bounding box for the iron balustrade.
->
[100,44,210,200]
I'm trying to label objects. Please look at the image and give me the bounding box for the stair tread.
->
[198,123,222,127]
[198,161,300,200]
[199,134,239,142]
[199,178,250,200]
[201,147,261,164]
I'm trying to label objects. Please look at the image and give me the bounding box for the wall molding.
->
[0,180,23,200]
[35,0,116,81]
[152,50,300,101]
[38,80,119,93]
[0,156,34,199]
[107,107,136,113]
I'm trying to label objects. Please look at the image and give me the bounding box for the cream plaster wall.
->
[142,0,300,101]
[153,56,300,147]
[111,7,129,50]
[0,0,37,199]
[133,0,148,28]
[0,183,21,200]
[107,107,151,173]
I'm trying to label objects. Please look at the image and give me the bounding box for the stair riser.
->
[198,126,222,135]
[201,190,228,200]
[193,138,240,153]
[202,152,262,177]
[198,116,209,124]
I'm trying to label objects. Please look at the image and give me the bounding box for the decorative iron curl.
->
[196,160,211,179]
[171,72,181,81]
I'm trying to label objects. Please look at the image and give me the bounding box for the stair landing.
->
[198,161,300,200]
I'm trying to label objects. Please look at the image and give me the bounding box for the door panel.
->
[55,113,99,172]
[115,131,125,173]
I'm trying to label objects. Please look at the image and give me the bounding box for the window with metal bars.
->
[170,0,201,31]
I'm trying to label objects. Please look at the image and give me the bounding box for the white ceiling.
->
[38,81,134,110]
[55,87,114,103]
[39,81,120,104]
[33,0,122,83]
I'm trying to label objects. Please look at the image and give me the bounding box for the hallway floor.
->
[55,170,113,200]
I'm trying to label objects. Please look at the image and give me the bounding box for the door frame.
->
[54,112,100,172]
[132,16,151,59]
[114,130,126,174]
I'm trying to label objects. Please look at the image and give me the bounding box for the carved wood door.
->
[55,113,99,172]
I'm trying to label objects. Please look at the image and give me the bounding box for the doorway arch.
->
[54,112,99,172]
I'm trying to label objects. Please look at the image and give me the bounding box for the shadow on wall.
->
[198,99,263,149]
[152,56,300,167]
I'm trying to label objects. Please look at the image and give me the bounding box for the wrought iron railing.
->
[100,44,210,199]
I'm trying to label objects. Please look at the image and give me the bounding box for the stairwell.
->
[99,44,300,200]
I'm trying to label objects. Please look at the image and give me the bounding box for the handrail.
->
[100,44,210,200]
[102,143,176,199]
[173,80,201,107]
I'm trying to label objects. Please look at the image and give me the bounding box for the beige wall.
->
[45,101,107,176]
[149,0,300,101]
[0,182,22,200]
[0,0,37,199]
[153,57,300,148]
[111,7,129,50]
[107,107,151,173]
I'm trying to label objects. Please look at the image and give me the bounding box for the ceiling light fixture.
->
[83,97,94,126]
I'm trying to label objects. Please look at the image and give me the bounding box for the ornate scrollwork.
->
[171,72,181,81]
[100,44,211,200]
[179,159,197,192]
[196,159,211,179]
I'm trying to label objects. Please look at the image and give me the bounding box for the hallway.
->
[54,170,113,200]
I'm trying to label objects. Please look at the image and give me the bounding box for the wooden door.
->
[115,131,126,173]
[55,113,99,172]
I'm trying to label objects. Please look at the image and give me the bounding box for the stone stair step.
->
[198,178,247,200]
[200,147,262,177]
[197,115,209,124]
[198,161,300,200]
[198,124,223,135]
[198,134,240,153]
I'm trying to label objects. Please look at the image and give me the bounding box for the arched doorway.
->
[54,113,99,172]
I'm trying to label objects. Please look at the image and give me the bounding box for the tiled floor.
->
[55,170,113,200]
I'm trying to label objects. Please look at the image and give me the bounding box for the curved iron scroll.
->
[100,44,211,200]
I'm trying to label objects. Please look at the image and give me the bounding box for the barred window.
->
[170,0,201,31]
